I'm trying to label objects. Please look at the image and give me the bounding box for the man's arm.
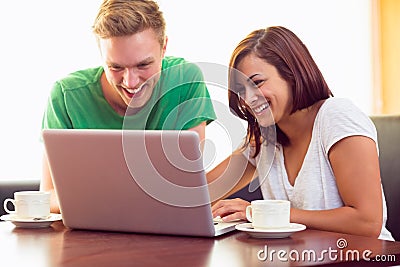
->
[188,122,206,151]
[40,152,60,214]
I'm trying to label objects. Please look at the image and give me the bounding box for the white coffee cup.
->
[246,199,290,229]
[3,191,51,219]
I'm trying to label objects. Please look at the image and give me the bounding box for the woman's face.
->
[234,53,293,127]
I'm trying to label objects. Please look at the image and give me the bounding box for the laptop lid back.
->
[42,129,219,237]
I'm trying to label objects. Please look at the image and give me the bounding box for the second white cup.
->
[3,191,51,219]
[246,199,290,229]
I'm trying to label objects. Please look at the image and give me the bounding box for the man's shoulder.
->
[162,56,199,69]
[162,56,186,67]
[161,56,202,78]
[56,66,103,91]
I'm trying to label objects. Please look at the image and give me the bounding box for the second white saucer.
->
[235,222,306,239]
[0,213,62,228]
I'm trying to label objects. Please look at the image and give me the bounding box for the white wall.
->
[0,0,372,180]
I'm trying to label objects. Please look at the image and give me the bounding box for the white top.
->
[244,98,393,240]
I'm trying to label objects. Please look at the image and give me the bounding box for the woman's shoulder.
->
[319,97,360,114]
[316,97,371,124]
[315,97,377,146]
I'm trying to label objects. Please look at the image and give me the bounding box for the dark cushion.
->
[226,178,263,202]
[371,115,400,241]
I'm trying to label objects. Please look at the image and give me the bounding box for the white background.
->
[0,0,373,180]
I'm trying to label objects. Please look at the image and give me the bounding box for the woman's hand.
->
[211,198,250,222]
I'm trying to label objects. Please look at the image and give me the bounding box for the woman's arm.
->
[207,150,257,219]
[291,135,383,237]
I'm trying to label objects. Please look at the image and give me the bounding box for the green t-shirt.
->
[42,56,216,130]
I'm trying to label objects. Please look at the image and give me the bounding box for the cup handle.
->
[3,199,16,214]
[245,205,253,222]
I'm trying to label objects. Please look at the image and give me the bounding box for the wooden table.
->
[1,221,399,266]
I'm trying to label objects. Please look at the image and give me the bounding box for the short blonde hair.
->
[93,0,166,46]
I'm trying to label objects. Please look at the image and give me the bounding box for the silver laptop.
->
[42,129,240,237]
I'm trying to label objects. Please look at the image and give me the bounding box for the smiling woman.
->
[0,0,374,180]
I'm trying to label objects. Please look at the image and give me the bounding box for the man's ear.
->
[161,36,168,58]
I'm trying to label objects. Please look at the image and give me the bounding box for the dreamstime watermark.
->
[257,238,397,263]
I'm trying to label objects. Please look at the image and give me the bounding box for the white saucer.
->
[0,213,62,228]
[235,223,306,239]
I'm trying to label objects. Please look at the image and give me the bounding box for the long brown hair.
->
[228,26,333,157]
